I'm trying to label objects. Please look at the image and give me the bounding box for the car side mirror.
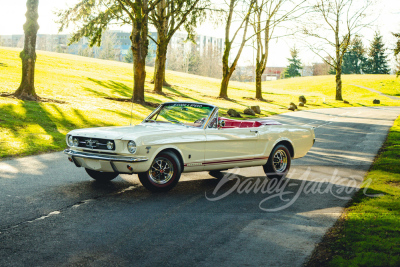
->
[218,120,225,129]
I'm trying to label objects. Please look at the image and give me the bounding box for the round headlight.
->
[67,135,74,146]
[73,138,79,147]
[127,140,137,154]
[107,141,114,150]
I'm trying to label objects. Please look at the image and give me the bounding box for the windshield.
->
[145,103,214,128]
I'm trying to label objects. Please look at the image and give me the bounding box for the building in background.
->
[36,34,69,52]
[0,31,223,62]
[0,31,224,79]
[196,35,224,56]
[110,31,131,61]
[0,35,24,47]
[262,67,285,81]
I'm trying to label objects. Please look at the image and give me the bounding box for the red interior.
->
[219,117,281,128]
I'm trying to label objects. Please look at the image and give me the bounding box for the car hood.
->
[68,123,195,140]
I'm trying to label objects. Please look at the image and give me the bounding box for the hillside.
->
[0,46,399,158]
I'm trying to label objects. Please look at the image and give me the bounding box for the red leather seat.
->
[219,117,262,128]
[219,117,281,128]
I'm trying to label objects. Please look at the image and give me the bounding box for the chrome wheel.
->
[273,149,288,173]
[148,158,174,185]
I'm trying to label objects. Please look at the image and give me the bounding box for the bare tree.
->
[250,0,305,100]
[196,46,223,78]
[166,46,186,72]
[99,31,120,61]
[394,32,400,77]
[149,0,208,93]
[57,0,162,103]
[312,60,331,75]
[15,0,40,101]
[219,0,256,98]
[303,0,373,100]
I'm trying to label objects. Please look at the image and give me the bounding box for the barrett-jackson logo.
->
[85,139,98,149]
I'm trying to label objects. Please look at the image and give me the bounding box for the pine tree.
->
[125,47,155,65]
[342,37,367,74]
[365,32,390,74]
[124,49,133,63]
[284,47,302,78]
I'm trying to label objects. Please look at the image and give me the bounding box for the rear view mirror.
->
[218,120,225,129]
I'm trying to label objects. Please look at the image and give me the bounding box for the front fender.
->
[143,145,185,171]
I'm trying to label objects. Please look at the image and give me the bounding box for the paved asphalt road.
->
[1,106,399,267]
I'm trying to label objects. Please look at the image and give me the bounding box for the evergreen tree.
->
[124,49,133,63]
[365,32,390,74]
[125,47,155,65]
[284,47,302,78]
[342,37,367,74]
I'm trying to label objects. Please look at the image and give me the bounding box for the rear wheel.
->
[263,145,291,179]
[85,168,119,182]
[138,151,181,192]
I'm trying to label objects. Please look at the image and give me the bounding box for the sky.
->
[1,0,400,67]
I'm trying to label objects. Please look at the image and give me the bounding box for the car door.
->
[204,116,265,168]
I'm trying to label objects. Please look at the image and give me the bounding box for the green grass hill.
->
[0,46,399,158]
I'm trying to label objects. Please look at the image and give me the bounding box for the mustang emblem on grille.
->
[85,139,98,149]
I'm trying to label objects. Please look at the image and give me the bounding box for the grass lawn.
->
[0,46,399,159]
[306,115,400,267]
[348,75,400,97]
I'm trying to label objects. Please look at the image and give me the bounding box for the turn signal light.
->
[68,157,73,162]
[127,165,133,171]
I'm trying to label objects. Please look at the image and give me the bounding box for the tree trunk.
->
[334,15,343,101]
[335,66,343,101]
[152,0,170,92]
[132,48,146,103]
[220,71,231,98]
[219,41,232,98]
[15,0,39,101]
[131,19,149,103]
[153,43,169,93]
[255,69,263,99]
[219,67,232,98]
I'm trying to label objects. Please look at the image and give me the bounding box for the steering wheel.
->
[194,118,206,124]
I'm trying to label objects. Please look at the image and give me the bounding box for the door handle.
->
[250,130,258,133]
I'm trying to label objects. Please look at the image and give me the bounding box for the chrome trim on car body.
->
[64,149,148,163]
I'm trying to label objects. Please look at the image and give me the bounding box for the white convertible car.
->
[64,102,315,192]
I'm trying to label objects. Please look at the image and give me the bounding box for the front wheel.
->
[85,168,119,182]
[263,145,291,179]
[138,151,182,192]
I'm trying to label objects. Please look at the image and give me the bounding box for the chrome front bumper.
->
[64,149,148,163]
[64,149,149,174]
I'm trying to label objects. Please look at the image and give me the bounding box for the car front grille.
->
[75,137,115,151]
